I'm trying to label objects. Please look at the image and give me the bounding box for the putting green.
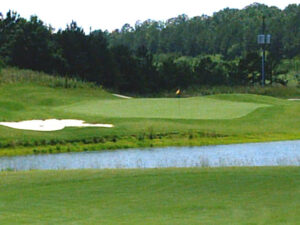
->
[58,97,270,120]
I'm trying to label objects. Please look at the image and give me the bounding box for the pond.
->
[0,140,300,171]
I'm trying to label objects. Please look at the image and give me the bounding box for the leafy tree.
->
[9,16,56,72]
[0,11,22,64]
[110,45,140,92]
[1,3,299,93]
[87,30,113,84]
[237,52,261,84]
[55,21,89,78]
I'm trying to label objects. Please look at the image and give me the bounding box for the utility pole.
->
[262,16,266,87]
[257,16,271,87]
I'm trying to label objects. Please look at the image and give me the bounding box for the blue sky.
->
[1,0,299,32]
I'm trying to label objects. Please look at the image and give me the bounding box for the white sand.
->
[112,94,132,99]
[0,119,114,131]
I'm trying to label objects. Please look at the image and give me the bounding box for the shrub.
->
[0,58,5,73]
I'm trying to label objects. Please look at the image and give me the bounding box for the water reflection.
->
[0,140,300,171]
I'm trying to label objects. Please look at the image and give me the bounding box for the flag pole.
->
[176,89,181,116]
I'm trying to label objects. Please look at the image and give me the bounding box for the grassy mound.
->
[1,167,300,224]
[0,67,97,89]
[0,68,299,156]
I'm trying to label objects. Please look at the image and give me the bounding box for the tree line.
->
[0,3,299,94]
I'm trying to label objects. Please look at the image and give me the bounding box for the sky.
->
[1,0,299,32]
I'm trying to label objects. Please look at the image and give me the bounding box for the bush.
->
[0,58,5,74]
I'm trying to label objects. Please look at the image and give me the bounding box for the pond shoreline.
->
[0,133,300,157]
[1,140,300,171]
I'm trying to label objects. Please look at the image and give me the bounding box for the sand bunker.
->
[112,94,132,99]
[0,119,114,131]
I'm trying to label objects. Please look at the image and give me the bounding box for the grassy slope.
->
[1,167,300,225]
[0,68,299,156]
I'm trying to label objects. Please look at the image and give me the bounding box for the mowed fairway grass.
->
[1,167,300,225]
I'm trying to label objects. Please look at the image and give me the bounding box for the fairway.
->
[1,168,300,225]
[58,97,270,120]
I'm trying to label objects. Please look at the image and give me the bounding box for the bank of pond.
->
[0,140,299,171]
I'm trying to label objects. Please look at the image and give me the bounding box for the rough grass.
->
[0,67,97,89]
[180,85,300,98]
[0,68,299,156]
[1,167,300,225]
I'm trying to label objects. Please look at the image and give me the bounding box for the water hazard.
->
[0,140,300,171]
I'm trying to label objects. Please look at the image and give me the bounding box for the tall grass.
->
[2,67,298,98]
[279,58,300,87]
[0,67,99,89]
[154,85,300,98]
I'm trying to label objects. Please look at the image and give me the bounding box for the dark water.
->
[0,141,300,171]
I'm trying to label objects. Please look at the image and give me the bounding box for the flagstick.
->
[178,96,181,116]
[176,89,181,117]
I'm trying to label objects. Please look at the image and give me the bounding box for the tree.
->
[87,30,113,84]
[55,21,89,79]
[10,16,56,72]
[237,52,261,85]
[110,45,140,92]
[0,11,22,64]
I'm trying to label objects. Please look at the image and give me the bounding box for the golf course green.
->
[0,67,299,156]
[58,97,270,120]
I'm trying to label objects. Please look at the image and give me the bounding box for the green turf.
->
[1,167,300,225]
[58,97,270,120]
[0,68,299,155]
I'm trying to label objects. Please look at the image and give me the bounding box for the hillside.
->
[0,68,299,156]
